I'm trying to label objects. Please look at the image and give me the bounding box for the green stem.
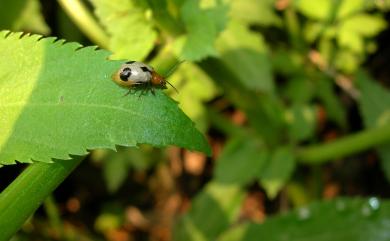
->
[0,157,83,240]
[297,123,390,164]
[284,7,303,51]
[57,0,109,48]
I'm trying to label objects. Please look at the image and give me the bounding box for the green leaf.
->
[173,0,228,61]
[169,63,218,132]
[340,14,387,37]
[230,0,282,26]
[14,0,50,35]
[214,138,268,186]
[216,20,274,92]
[285,104,316,141]
[91,0,157,60]
[173,182,244,241]
[356,71,390,181]
[258,147,296,199]
[0,0,28,29]
[316,77,347,128]
[295,0,332,20]
[0,31,210,165]
[218,197,390,241]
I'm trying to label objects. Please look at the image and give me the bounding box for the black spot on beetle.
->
[126,60,136,64]
[141,66,152,73]
[120,67,132,81]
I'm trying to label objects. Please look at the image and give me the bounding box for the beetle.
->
[112,60,179,96]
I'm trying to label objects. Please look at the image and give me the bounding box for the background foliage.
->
[0,0,390,240]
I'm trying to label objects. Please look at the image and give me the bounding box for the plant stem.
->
[0,156,83,240]
[297,123,390,164]
[57,0,109,48]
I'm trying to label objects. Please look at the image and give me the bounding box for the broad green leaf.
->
[258,147,296,199]
[169,63,218,132]
[173,182,244,241]
[214,138,268,186]
[0,31,210,165]
[337,29,364,53]
[173,0,228,61]
[356,71,390,181]
[216,20,274,92]
[91,0,157,60]
[282,76,314,104]
[230,0,282,26]
[218,197,390,241]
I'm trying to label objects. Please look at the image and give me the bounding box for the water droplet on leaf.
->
[297,207,311,220]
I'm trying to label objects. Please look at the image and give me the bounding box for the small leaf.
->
[91,0,157,60]
[258,147,296,199]
[173,0,228,61]
[216,20,274,92]
[218,197,390,241]
[173,182,244,241]
[0,31,210,165]
[214,138,268,186]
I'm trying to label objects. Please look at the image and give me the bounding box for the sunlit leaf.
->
[0,31,210,165]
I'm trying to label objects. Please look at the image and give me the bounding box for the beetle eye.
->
[119,67,131,81]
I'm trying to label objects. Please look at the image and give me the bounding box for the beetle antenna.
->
[166,80,179,94]
[165,60,185,78]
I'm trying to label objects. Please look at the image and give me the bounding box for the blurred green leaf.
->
[0,31,210,165]
[334,50,360,73]
[173,0,228,61]
[258,147,296,199]
[0,0,27,29]
[230,0,281,26]
[356,71,390,182]
[14,0,50,34]
[285,104,316,141]
[216,20,274,92]
[316,77,347,128]
[92,147,159,192]
[340,14,387,37]
[169,63,218,132]
[295,0,332,20]
[214,138,268,186]
[218,197,390,241]
[283,76,314,104]
[174,182,244,241]
[91,0,157,60]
